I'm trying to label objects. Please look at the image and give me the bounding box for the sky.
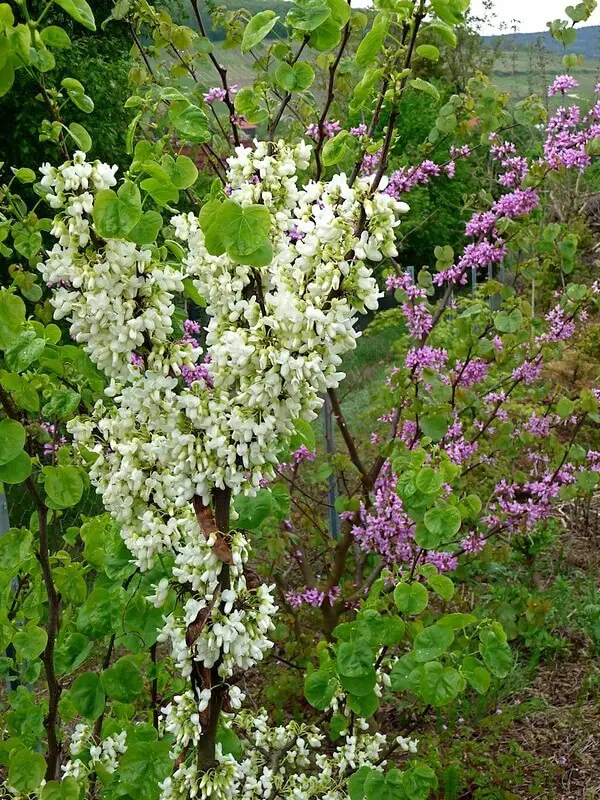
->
[470,0,600,35]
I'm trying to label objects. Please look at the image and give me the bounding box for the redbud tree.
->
[0,0,598,798]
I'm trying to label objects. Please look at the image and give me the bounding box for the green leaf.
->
[220,200,271,256]
[14,231,42,260]
[413,624,454,663]
[0,291,25,350]
[5,331,45,372]
[339,667,376,697]
[68,122,92,152]
[424,503,462,542]
[141,177,179,208]
[356,22,387,67]
[0,451,31,484]
[41,777,80,800]
[42,387,80,419]
[415,467,442,494]
[288,0,331,31]
[364,768,405,800]
[427,573,454,601]
[402,762,439,799]
[461,656,491,694]
[337,637,374,678]
[160,154,198,189]
[14,625,47,660]
[120,741,173,800]
[309,16,342,50]
[556,396,575,419]
[275,61,315,92]
[43,465,83,509]
[53,0,95,30]
[234,489,272,529]
[8,748,46,792]
[428,22,457,47]
[12,168,37,184]
[0,56,14,98]
[409,77,440,101]
[304,669,337,709]
[128,211,163,246]
[40,26,72,49]
[322,129,359,166]
[416,44,440,61]
[0,419,25,465]
[169,102,211,143]
[93,181,142,239]
[389,652,419,692]
[419,413,448,442]
[494,308,522,334]
[479,629,512,678]
[71,672,105,720]
[394,582,428,616]
[348,766,371,800]
[420,661,463,706]
[242,10,279,53]
[102,657,144,702]
[347,690,379,718]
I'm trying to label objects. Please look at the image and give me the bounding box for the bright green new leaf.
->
[420,661,463,706]
[8,748,46,792]
[242,10,279,53]
[409,77,441,101]
[288,0,331,31]
[43,465,84,509]
[275,61,315,92]
[168,102,211,143]
[5,331,45,372]
[416,44,440,61]
[0,419,25,465]
[128,211,163,246]
[394,581,428,616]
[413,624,454,662]
[14,625,47,660]
[461,656,491,694]
[94,181,142,239]
[102,657,144,702]
[0,451,32,484]
[40,26,72,49]
[0,291,25,350]
[53,0,95,30]
[337,637,374,678]
[305,669,338,709]
[71,672,105,720]
[424,503,462,541]
[234,489,272,529]
[479,629,513,678]
[356,23,387,67]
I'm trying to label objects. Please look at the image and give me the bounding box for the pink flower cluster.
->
[40,422,67,457]
[203,84,238,103]
[286,585,340,609]
[548,74,579,97]
[305,119,341,140]
[488,466,576,534]
[405,345,448,374]
[291,445,317,466]
[387,272,433,339]
[351,463,457,572]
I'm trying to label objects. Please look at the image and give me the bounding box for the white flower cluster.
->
[40,140,410,798]
[159,531,276,679]
[61,723,128,786]
[37,152,187,380]
[160,709,391,800]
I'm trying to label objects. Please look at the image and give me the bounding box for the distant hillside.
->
[485,25,600,60]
